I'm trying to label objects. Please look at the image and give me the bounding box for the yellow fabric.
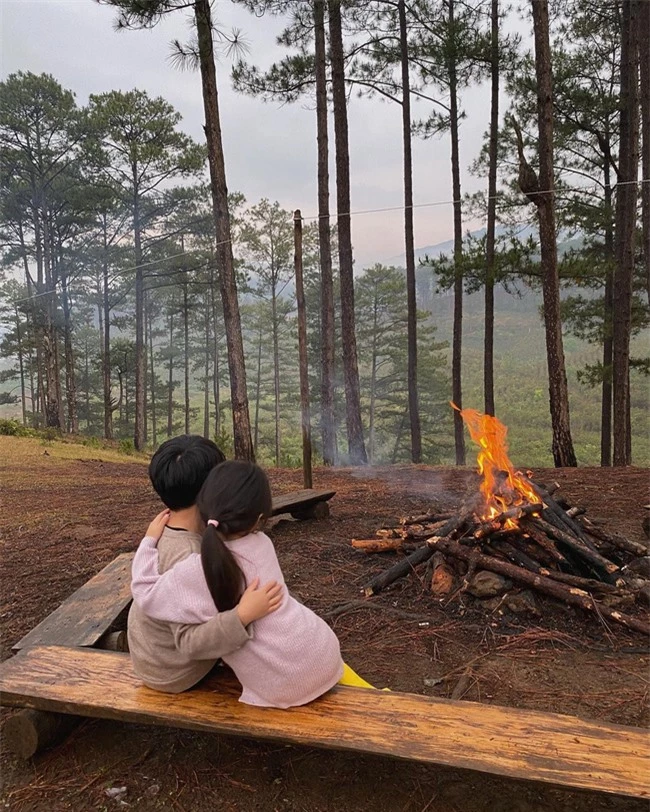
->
[338,662,377,689]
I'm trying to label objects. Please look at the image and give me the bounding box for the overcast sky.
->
[1,0,507,267]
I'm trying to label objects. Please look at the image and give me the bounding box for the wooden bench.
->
[12,552,134,653]
[1,645,648,799]
[271,489,335,520]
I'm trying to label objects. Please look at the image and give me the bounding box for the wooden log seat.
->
[1,645,648,799]
[271,489,335,520]
[12,553,134,654]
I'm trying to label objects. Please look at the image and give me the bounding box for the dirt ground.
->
[1,437,649,812]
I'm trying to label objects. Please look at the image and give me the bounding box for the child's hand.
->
[145,509,171,542]
[237,577,283,626]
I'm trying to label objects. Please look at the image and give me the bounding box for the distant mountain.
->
[381,224,540,269]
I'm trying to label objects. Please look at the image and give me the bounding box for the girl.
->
[132,461,376,708]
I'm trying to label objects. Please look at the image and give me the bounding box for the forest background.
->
[1,0,648,469]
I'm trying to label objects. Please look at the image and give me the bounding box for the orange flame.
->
[452,403,537,524]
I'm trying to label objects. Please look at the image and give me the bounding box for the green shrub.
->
[118,439,135,456]
[0,419,36,437]
[213,428,234,459]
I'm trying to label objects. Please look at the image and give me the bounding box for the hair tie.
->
[207,519,219,528]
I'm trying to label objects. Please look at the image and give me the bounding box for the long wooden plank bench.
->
[271,489,335,519]
[1,645,648,799]
[12,553,134,653]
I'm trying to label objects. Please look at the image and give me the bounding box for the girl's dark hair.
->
[197,461,273,612]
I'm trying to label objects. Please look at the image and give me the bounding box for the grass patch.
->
[0,435,149,467]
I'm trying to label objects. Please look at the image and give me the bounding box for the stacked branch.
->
[357,483,650,636]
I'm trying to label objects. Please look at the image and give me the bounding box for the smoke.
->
[347,464,480,509]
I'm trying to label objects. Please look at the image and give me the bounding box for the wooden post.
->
[294,209,313,489]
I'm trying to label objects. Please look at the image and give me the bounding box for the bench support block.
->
[4,709,82,759]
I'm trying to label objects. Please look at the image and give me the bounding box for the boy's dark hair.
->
[198,461,273,612]
[149,435,225,510]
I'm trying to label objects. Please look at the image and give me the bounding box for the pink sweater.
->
[131,531,343,708]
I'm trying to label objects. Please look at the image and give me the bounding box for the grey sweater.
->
[127,526,251,693]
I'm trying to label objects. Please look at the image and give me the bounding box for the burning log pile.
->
[355,408,650,636]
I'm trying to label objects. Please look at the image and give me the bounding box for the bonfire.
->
[355,407,650,636]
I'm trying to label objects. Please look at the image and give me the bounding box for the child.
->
[128,436,283,694]
[132,460,376,708]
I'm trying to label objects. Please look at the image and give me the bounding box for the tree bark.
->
[203,295,211,439]
[329,0,367,464]
[531,0,577,467]
[640,0,650,305]
[148,298,157,448]
[601,161,614,466]
[399,0,422,464]
[449,0,466,465]
[84,338,90,427]
[132,180,145,451]
[294,210,313,488]
[314,0,336,466]
[40,214,62,430]
[612,0,640,466]
[254,320,262,454]
[272,279,281,466]
[484,0,499,417]
[14,306,27,426]
[183,270,190,435]
[368,281,379,464]
[209,266,221,438]
[167,310,174,438]
[195,0,254,460]
[60,268,77,433]
[102,215,113,440]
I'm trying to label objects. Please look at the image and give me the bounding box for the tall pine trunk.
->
[329,0,367,464]
[132,181,145,451]
[601,163,614,467]
[203,296,211,439]
[531,0,577,467]
[148,300,157,448]
[195,0,254,460]
[314,0,336,466]
[210,275,221,438]
[84,339,90,428]
[640,0,650,305]
[60,268,78,433]
[167,311,174,438]
[254,320,263,454]
[368,281,379,464]
[183,273,190,435]
[484,0,499,417]
[399,0,422,463]
[449,0,466,465]
[102,216,113,440]
[40,215,62,430]
[14,306,27,426]
[612,0,640,466]
[272,284,281,466]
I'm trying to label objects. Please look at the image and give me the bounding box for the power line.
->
[10,175,649,307]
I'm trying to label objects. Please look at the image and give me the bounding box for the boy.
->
[128,435,281,693]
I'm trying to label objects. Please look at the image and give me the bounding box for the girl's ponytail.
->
[197,460,273,612]
[200,522,245,612]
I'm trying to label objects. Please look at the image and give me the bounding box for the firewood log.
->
[363,510,475,596]
[428,537,649,635]
[351,538,404,553]
[579,517,649,558]
[525,478,599,552]
[531,517,620,581]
